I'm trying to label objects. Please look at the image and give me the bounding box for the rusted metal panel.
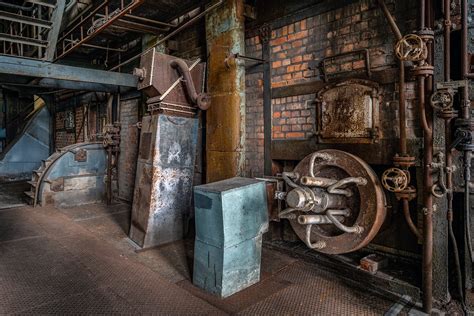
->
[137,50,205,107]
[316,79,380,143]
[129,114,198,248]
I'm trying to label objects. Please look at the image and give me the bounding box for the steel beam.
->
[45,0,66,61]
[0,55,137,87]
[0,33,47,47]
[39,78,122,92]
[25,0,56,8]
[0,11,52,28]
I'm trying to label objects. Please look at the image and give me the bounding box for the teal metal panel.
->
[194,177,268,248]
[193,236,263,298]
[193,177,268,297]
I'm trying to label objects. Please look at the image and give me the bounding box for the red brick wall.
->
[244,0,418,175]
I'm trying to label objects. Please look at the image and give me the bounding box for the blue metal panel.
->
[0,107,50,181]
[193,236,263,298]
[38,143,107,207]
[194,177,268,248]
[193,177,268,297]
[129,114,199,248]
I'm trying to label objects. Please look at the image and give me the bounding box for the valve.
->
[382,168,409,192]
[430,89,454,110]
[394,34,427,62]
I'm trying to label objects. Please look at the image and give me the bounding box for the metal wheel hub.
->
[282,149,386,254]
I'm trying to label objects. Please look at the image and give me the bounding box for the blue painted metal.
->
[193,177,269,297]
[129,114,199,248]
[0,55,137,87]
[0,128,5,139]
[35,142,107,207]
[0,106,51,181]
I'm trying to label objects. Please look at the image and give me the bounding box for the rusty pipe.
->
[443,0,464,302]
[403,199,421,240]
[376,0,407,156]
[376,0,402,40]
[170,59,210,110]
[462,0,470,119]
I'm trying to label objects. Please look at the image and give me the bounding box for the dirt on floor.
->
[0,202,415,315]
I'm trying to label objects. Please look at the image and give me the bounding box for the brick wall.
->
[117,98,140,202]
[55,110,76,149]
[244,0,418,175]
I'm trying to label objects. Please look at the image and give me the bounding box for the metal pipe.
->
[399,62,407,155]
[298,214,346,225]
[402,199,421,240]
[109,0,224,71]
[300,176,337,187]
[326,210,363,234]
[461,0,473,269]
[170,59,210,110]
[442,0,464,303]
[376,0,402,40]
[462,0,470,118]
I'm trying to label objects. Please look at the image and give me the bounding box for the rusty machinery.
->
[267,150,386,254]
[128,49,209,248]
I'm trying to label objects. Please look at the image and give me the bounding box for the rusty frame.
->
[315,79,380,144]
[54,0,144,61]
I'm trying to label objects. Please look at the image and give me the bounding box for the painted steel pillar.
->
[205,0,246,182]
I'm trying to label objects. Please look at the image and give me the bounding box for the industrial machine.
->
[275,149,386,254]
[129,49,208,248]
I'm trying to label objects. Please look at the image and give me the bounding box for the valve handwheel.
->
[382,168,409,192]
[430,90,454,110]
[395,34,427,62]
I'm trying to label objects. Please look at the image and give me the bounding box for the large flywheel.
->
[280,149,386,254]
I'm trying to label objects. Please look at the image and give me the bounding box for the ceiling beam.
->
[0,55,138,88]
[45,0,66,61]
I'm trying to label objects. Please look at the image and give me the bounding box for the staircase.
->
[24,150,63,206]
[0,0,66,61]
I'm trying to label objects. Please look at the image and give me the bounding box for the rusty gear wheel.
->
[288,149,386,254]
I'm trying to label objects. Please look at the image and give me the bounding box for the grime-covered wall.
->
[244,0,419,177]
[116,97,140,202]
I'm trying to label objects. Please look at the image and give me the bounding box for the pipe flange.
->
[437,109,458,120]
[395,186,417,201]
[416,28,435,42]
[393,155,416,168]
[411,64,435,77]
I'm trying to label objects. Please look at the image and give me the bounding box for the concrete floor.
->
[0,200,423,315]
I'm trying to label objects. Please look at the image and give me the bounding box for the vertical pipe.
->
[399,62,407,155]
[262,32,272,176]
[420,75,434,313]
[418,0,434,312]
[443,0,464,302]
[106,94,113,205]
